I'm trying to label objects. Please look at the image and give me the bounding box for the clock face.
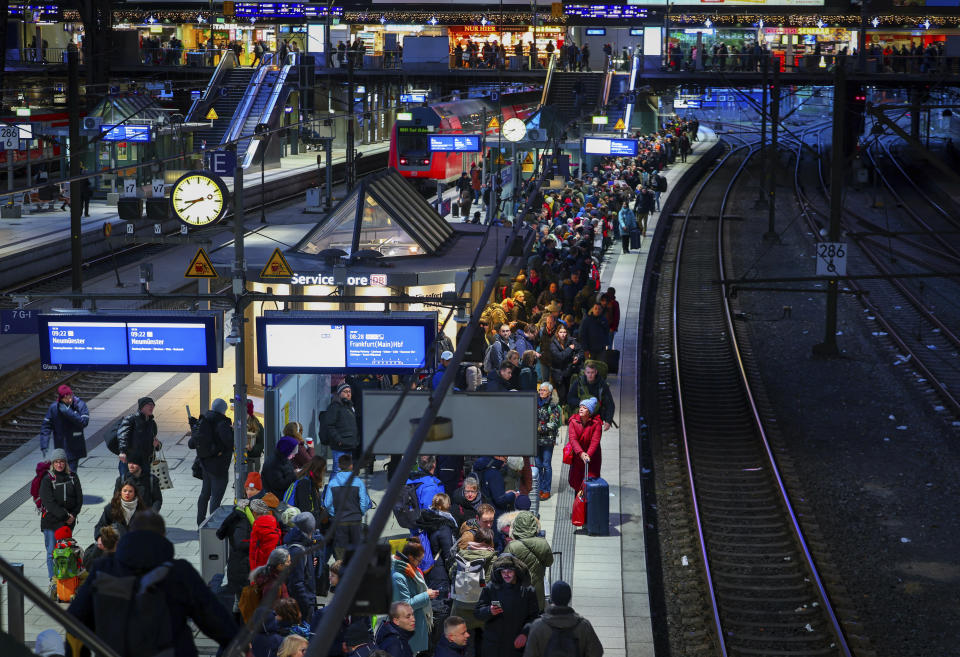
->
[502,117,527,142]
[170,171,229,227]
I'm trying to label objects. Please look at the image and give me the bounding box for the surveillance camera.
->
[225,333,241,346]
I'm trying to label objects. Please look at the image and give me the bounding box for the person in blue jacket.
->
[374,601,415,657]
[432,350,454,390]
[40,384,90,472]
[472,456,518,519]
[406,455,445,512]
[323,454,372,559]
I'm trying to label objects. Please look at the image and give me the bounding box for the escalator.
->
[544,70,606,125]
[186,51,256,149]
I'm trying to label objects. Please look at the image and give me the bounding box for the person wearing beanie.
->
[566,398,603,503]
[282,421,314,472]
[342,618,375,656]
[246,399,265,472]
[323,382,358,476]
[188,398,234,526]
[474,555,539,657]
[38,449,82,581]
[34,629,65,657]
[245,471,263,497]
[523,580,603,657]
[284,511,320,619]
[116,396,158,479]
[262,435,298,499]
[40,384,90,472]
[216,494,257,597]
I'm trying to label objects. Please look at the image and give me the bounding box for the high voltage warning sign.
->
[206,107,219,121]
[185,248,218,278]
[261,248,293,279]
[487,117,500,131]
[614,118,626,130]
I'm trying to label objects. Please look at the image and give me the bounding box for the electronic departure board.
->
[257,311,436,374]
[234,3,343,19]
[38,314,220,372]
[100,125,151,143]
[583,137,639,157]
[428,135,482,152]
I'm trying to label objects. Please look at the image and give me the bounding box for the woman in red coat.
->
[248,498,281,570]
[567,397,603,493]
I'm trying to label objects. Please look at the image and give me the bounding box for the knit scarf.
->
[120,498,138,524]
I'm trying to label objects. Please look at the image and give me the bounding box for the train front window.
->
[397,126,429,160]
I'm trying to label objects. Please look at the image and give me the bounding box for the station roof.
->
[295,169,454,258]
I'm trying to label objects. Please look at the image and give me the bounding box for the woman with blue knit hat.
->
[566,398,603,495]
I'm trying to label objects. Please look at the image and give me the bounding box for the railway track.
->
[652,136,852,657]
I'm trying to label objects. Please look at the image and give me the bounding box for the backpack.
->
[191,415,218,459]
[415,528,435,573]
[53,540,82,580]
[544,621,583,657]
[656,174,668,192]
[451,554,486,603]
[238,582,262,623]
[92,561,175,657]
[105,417,126,455]
[30,462,51,515]
[283,477,313,511]
[392,481,423,530]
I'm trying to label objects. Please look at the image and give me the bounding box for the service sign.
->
[428,134,481,153]
[38,314,219,372]
[583,137,639,157]
[257,311,436,374]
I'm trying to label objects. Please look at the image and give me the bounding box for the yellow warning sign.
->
[261,248,293,279]
[185,247,219,279]
[206,107,219,121]
[487,117,500,131]
[494,154,507,165]
[522,152,534,164]
[614,118,626,130]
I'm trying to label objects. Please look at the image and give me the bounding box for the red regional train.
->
[389,91,541,185]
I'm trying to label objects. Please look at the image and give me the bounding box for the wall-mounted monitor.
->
[257,311,437,374]
[583,137,639,156]
[428,134,481,152]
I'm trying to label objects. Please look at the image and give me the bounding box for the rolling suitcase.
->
[630,228,643,250]
[584,477,610,536]
[604,349,620,376]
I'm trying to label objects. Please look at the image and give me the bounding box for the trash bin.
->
[199,505,234,585]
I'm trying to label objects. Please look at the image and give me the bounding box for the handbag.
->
[571,487,586,527]
[151,448,174,490]
[562,442,574,465]
[191,456,203,480]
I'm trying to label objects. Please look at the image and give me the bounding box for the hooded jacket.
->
[261,448,296,499]
[249,514,281,570]
[283,526,319,621]
[450,484,483,526]
[67,530,238,657]
[474,555,540,657]
[390,552,432,654]
[324,470,372,520]
[374,619,414,657]
[40,396,90,462]
[418,508,458,596]
[522,604,604,657]
[502,512,554,610]
[472,457,516,516]
[216,503,254,593]
[39,468,82,532]
[324,396,358,450]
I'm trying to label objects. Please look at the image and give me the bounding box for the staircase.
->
[191,67,256,148]
[545,72,606,124]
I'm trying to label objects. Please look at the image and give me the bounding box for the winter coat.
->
[114,470,163,513]
[405,471,444,514]
[549,338,579,385]
[324,471,372,520]
[435,455,464,496]
[117,411,158,467]
[261,448,296,499]
[246,415,265,459]
[249,514,281,570]
[40,397,90,462]
[578,313,608,357]
[374,619,414,657]
[536,400,562,447]
[519,366,538,392]
[216,504,254,593]
[567,413,603,492]
[290,476,325,521]
[502,512,554,610]
[291,441,315,471]
[617,205,637,231]
[283,526,319,621]
[434,636,467,657]
[251,617,309,657]
[93,502,136,540]
[472,457,516,517]
[522,604,604,657]
[419,509,458,596]
[324,397,358,450]
[188,410,233,477]
[39,469,82,532]
[566,373,615,424]
[448,545,497,631]
[484,369,513,392]
[450,485,483,526]
[475,555,540,657]
[391,553,432,653]
[67,530,238,657]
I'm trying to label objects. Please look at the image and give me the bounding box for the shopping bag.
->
[562,442,574,465]
[151,448,174,490]
[571,488,586,527]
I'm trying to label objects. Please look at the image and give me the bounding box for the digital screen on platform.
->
[39,315,219,372]
[583,137,639,156]
[428,134,481,152]
[257,311,436,374]
[234,3,343,18]
[400,93,428,103]
[100,124,152,143]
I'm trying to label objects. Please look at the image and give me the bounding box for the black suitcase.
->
[584,477,610,536]
[604,349,620,375]
[630,228,643,250]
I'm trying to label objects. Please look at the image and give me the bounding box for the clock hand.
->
[181,197,206,207]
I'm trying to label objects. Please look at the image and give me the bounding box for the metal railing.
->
[242,53,297,169]
[186,50,239,124]
[222,53,276,148]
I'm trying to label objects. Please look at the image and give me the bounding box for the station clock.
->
[169,171,230,227]
[501,117,527,143]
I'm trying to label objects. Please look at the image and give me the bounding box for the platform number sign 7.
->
[0,125,19,150]
[816,242,847,277]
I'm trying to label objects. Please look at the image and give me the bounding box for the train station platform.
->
[0,124,718,655]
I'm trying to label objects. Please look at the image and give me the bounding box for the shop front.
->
[762,27,854,71]
[448,24,564,69]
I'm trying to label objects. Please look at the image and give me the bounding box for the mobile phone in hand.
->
[492,600,501,608]
[185,405,191,420]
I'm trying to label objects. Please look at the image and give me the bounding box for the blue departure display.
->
[428,135,481,153]
[234,3,343,18]
[100,124,152,143]
[400,93,427,103]
[583,137,638,156]
[257,311,436,374]
[39,315,218,372]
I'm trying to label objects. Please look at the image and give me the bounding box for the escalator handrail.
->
[540,52,558,107]
[186,50,238,123]
[222,62,275,147]
[241,53,298,169]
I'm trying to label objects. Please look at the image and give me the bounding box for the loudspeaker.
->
[347,543,392,615]
[145,197,169,221]
[117,198,143,221]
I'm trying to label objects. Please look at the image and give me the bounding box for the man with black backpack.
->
[117,397,159,478]
[68,510,238,657]
[188,398,234,526]
[522,581,603,657]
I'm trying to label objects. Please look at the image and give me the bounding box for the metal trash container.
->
[199,504,234,585]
